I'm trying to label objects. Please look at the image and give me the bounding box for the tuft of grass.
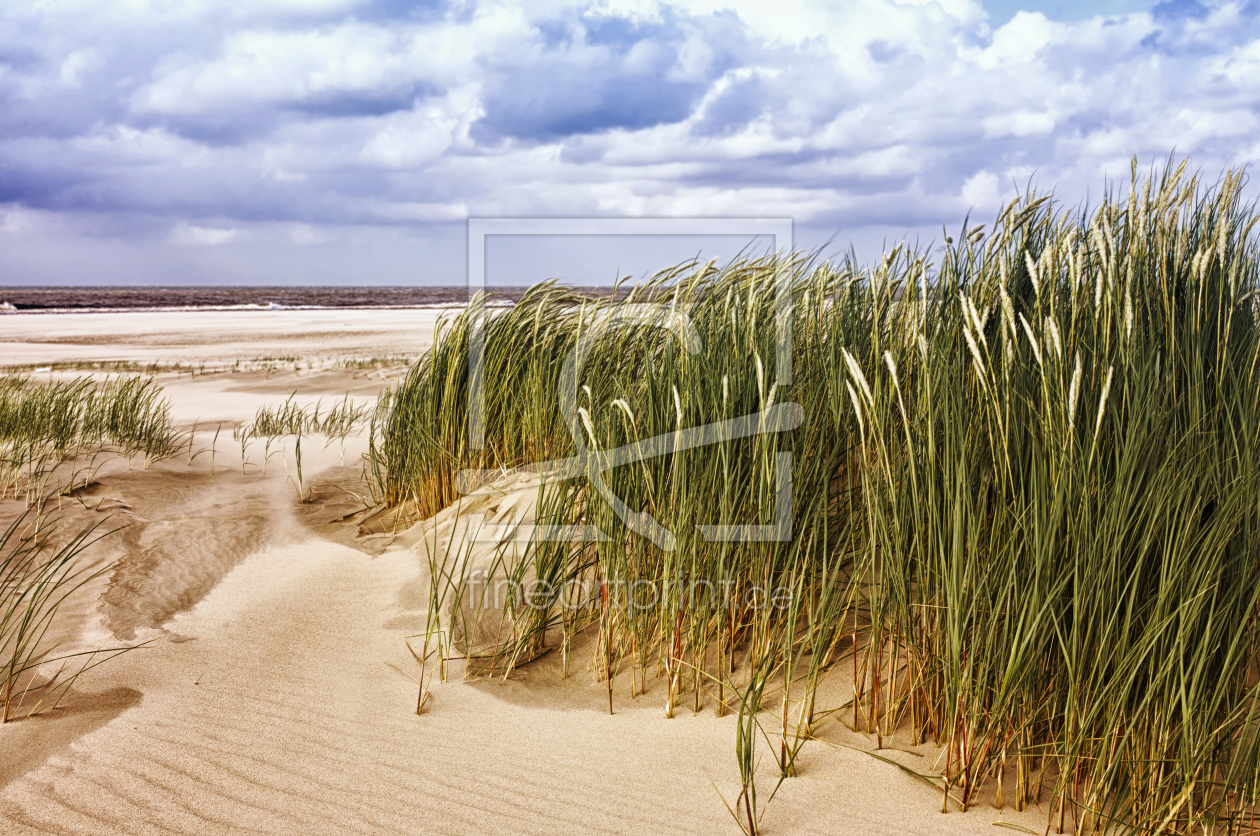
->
[373,156,1260,833]
[0,375,179,507]
[237,394,371,498]
[0,511,135,723]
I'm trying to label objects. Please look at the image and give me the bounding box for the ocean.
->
[0,286,538,313]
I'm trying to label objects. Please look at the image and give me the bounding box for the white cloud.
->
[359,85,483,168]
[0,205,46,234]
[667,29,715,82]
[1213,37,1260,88]
[969,11,1060,69]
[371,201,470,222]
[983,110,1057,139]
[71,125,208,165]
[289,223,323,244]
[57,49,100,88]
[961,170,1003,212]
[170,222,239,246]
[131,24,412,114]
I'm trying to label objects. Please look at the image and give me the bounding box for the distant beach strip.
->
[0,286,558,313]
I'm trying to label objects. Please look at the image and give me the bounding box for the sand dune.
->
[93,470,281,641]
[0,311,1049,835]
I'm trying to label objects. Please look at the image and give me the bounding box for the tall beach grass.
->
[373,157,1260,833]
[0,375,179,505]
[0,375,175,722]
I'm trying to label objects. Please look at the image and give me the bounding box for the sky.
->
[0,0,1257,287]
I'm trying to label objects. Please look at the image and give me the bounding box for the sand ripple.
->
[91,473,278,641]
[0,540,751,835]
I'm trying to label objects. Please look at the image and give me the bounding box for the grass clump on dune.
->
[237,394,371,498]
[0,376,173,722]
[373,157,1260,833]
[0,512,126,723]
[0,375,179,503]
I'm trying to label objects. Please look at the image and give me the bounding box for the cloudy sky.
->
[0,0,1256,287]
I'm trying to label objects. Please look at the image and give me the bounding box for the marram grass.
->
[373,157,1260,834]
[0,375,179,503]
[236,393,371,497]
[0,511,128,723]
[0,375,175,722]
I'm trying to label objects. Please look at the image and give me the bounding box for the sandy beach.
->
[0,309,1048,835]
